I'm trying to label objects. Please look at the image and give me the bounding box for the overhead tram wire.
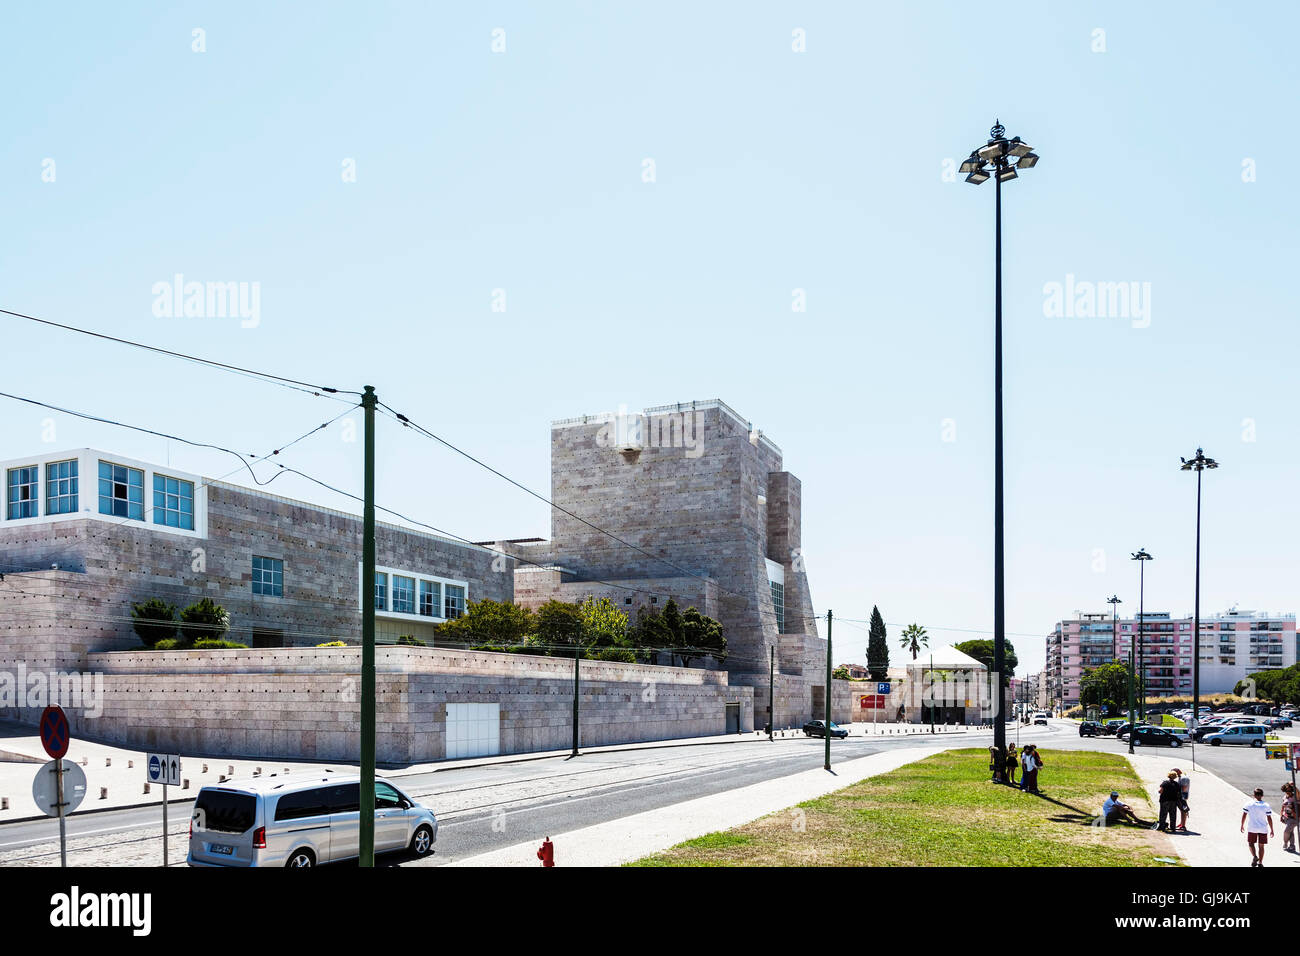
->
[0,390,808,631]
[0,307,359,403]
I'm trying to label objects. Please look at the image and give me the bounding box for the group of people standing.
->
[1241,781,1298,866]
[993,743,1043,794]
[1155,768,1191,833]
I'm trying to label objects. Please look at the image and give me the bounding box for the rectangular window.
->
[770,581,785,633]
[374,572,388,611]
[419,580,440,617]
[392,575,416,614]
[152,473,195,529]
[44,459,78,515]
[98,460,144,520]
[252,556,284,597]
[6,465,39,519]
[444,584,466,620]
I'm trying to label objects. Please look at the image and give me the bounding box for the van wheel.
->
[1210,739,1221,746]
[410,825,434,857]
[1251,739,1263,748]
[286,849,316,868]
[1170,740,1181,748]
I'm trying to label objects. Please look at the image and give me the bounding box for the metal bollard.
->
[2,797,8,810]
[99,787,108,800]
[182,778,190,790]
[143,783,151,794]
[227,765,234,775]
[127,759,133,769]
[202,763,208,774]
[106,757,111,767]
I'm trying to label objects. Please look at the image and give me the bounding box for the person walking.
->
[1241,787,1275,867]
[1174,768,1191,832]
[1281,782,1297,853]
[1005,743,1019,788]
[1156,771,1180,833]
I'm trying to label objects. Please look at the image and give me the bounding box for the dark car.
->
[1265,716,1292,729]
[802,720,848,739]
[1102,719,1127,736]
[1079,721,1103,737]
[1130,726,1184,748]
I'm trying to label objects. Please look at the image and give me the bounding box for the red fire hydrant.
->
[537,837,555,867]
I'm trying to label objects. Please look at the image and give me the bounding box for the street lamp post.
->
[1132,549,1152,720]
[960,121,1040,780]
[1181,449,1218,749]
[1108,594,1132,753]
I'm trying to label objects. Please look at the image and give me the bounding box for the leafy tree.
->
[867,606,890,680]
[132,598,178,647]
[534,600,586,652]
[628,605,674,663]
[579,596,629,648]
[953,638,1018,688]
[833,665,852,680]
[899,623,929,661]
[179,598,229,643]
[1079,660,1133,714]
[679,605,726,667]
[437,598,533,646]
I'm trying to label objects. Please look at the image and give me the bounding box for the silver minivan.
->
[187,772,438,867]
[1203,724,1267,748]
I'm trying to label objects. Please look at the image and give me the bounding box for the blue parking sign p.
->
[877,682,891,695]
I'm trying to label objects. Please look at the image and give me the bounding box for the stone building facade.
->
[506,400,844,728]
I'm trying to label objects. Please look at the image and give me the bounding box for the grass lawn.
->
[630,748,1181,867]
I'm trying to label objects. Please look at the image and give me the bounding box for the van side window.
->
[375,782,404,809]
[274,788,330,822]
[324,783,360,813]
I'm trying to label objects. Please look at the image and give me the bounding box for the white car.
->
[1033,712,1049,726]
[1203,724,1268,748]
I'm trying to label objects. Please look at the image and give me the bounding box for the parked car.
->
[187,772,437,867]
[1264,716,1292,729]
[1079,721,1103,737]
[1102,719,1127,736]
[1129,726,1184,748]
[1204,724,1268,748]
[803,720,848,739]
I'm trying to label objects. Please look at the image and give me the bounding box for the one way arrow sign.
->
[146,753,182,787]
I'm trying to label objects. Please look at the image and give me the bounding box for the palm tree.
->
[900,623,929,661]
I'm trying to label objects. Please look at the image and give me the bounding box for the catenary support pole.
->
[360,385,377,867]
[759,647,769,743]
[572,647,581,757]
[825,610,833,771]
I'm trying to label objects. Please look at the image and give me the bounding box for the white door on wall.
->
[446,702,500,759]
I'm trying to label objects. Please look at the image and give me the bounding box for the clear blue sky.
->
[3,2,1297,676]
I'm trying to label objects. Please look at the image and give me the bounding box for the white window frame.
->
[360,563,468,623]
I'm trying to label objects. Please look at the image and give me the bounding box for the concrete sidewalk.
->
[447,744,948,867]
[1125,753,1300,868]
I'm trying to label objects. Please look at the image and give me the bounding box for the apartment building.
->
[1046,608,1296,709]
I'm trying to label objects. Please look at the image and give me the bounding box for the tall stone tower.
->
[509,400,829,728]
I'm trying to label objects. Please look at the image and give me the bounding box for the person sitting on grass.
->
[1102,790,1142,826]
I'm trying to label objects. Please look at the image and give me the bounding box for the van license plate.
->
[211,844,234,855]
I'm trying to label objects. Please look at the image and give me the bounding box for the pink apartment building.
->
[1046,608,1296,709]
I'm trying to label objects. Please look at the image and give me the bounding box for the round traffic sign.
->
[39,706,70,760]
[32,760,87,817]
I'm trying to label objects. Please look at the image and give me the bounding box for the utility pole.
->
[824,610,833,772]
[571,647,581,757]
[929,653,935,734]
[768,645,774,741]
[359,385,377,867]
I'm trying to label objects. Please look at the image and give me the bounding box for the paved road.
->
[0,723,1053,866]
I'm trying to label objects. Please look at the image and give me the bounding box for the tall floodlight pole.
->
[360,385,377,867]
[960,121,1040,779]
[1180,449,1218,753]
[1132,549,1152,720]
